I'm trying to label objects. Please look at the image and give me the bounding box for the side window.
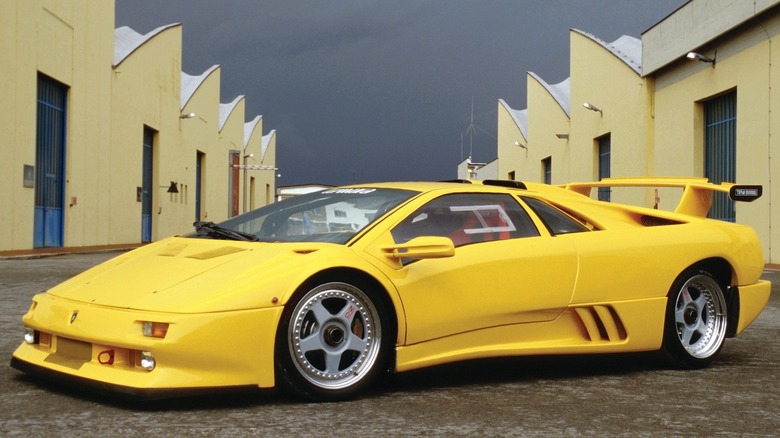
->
[521,197,589,235]
[391,193,539,247]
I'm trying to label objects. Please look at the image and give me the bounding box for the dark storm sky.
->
[115,0,684,187]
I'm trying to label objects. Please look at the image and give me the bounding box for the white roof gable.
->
[529,73,571,117]
[181,65,219,110]
[114,24,179,67]
[262,129,276,160]
[573,29,642,74]
[219,95,245,131]
[243,115,263,148]
[498,99,527,139]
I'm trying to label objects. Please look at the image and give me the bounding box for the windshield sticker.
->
[321,188,377,195]
[450,204,517,235]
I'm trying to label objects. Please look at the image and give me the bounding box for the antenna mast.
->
[464,97,477,159]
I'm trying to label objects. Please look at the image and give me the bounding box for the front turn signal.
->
[141,322,169,338]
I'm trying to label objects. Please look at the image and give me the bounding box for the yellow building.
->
[494,0,780,263]
[0,0,276,254]
[525,74,571,184]
[496,99,527,181]
[493,31,650,204]
[645,0,779,263]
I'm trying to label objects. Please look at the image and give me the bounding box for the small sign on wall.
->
[23,165,34,188]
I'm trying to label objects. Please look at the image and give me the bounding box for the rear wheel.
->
[663,269,728,368]
[276,281,389,401]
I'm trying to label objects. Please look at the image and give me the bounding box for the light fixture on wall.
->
[686,51,715,65]
[555,134,569,139]
[514,141,527,150]
[583,102,603,114]
[166,181,179,193]
[179,112,196,119]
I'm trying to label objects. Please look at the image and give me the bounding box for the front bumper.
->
[11,293,284,399]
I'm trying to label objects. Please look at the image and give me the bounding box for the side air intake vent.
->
[641,215,683,227]
[574,306,627,342]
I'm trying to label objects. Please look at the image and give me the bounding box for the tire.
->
[275,281,390,401]
[662,269,728,368]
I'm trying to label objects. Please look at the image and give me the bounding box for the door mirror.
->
[383,236,455,260]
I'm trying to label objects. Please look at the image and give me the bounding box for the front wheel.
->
[662,269,728,368]
[275,281,390,401]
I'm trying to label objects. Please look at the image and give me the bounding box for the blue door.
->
[195,151,204,222]
[141,128,154,242]
[34,75,67,248]
[597,134,611,202]
[705,92,736,221]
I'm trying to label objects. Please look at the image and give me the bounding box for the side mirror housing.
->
[382,236,455,260]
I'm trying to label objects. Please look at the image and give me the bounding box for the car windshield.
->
[190,188,417,244]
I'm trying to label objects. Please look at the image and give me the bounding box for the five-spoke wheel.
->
[663,269,728,368]
[276,281,389,401]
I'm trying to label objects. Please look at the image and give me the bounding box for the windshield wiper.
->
[193,221,259,242]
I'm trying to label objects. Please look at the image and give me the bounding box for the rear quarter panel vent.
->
[640,215,683,227]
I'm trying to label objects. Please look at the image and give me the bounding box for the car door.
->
[365,192,579,345]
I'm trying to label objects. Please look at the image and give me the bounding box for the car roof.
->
[342,180,583,200]
[342,180,511,192]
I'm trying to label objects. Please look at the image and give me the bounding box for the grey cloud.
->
[116,0,684,185]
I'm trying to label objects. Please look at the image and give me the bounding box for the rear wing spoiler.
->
[563,177,762,217]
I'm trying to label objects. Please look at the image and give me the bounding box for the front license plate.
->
[44,337,91,370]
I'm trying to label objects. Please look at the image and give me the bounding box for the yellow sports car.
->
[11,178,771,401]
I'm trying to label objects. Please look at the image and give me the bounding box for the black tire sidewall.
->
[274,281,391,401]
[662,268,726,369]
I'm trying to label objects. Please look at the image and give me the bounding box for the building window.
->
[542,157,552,184]
[704,91,736,222]
[597,134,611,201]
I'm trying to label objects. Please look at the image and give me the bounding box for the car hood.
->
[46,237,348,313]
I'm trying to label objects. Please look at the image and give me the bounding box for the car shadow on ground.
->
[381,342,766,395]
[381,352,665,393]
